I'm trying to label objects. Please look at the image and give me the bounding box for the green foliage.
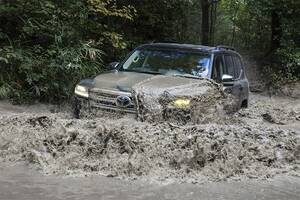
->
[118,0,202,48]
[0,0,299,103]
[265,46,300,89]
[0,0,134,103]
[0,83,11,99]
[88,0,136,20]
[216,0,299,82]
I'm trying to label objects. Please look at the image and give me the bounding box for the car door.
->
[223,54,243,109]
[233,55,249,107]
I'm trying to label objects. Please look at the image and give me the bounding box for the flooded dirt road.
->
[0,92,300,199]
[1,163,300,200]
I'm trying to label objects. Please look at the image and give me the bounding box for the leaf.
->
[0,57,9,64]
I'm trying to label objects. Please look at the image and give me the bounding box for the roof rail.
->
[216,45,236,51]
[151,40,179,44]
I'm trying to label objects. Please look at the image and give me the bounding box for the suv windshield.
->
[120,48,211,77]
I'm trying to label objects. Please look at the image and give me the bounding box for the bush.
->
[0,0,134,104]
[0,42,104,103]
[263,46,300,91]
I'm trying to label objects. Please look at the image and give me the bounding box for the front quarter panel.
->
[78,78,95,88]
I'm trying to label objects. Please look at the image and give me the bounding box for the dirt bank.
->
[0,93,299,183]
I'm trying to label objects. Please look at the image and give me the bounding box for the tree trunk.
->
[230,6,239,46]
[209,2,216,45]
[201,0,210,45]
[270,9,282,52]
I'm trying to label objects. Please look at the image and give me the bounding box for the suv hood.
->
[93,71,154,92]
[93,71,203,93]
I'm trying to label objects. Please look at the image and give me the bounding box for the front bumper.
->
[74,93,137,116]
[74,93,191,121]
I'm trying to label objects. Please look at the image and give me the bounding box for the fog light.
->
[173,99,191,108]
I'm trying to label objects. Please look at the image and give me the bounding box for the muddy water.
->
[1,163,300,200]
[0,93,300,199]
[0,93,300,183]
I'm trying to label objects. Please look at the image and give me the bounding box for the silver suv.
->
[74,43,249,118]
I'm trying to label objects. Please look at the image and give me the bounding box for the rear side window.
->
[224,55,235,77]
[232,56,243,79]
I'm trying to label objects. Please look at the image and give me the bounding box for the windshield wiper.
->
[122,69,162,75]
[173,74,202,79]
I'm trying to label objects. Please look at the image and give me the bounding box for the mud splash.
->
[132,76,232,124]
[0,95,299,183]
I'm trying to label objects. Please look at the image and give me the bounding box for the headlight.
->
[173,99,191,108]
[75,85,89,98]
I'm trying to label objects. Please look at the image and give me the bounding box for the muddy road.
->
[0,93,300,199]
[1,163,300,200]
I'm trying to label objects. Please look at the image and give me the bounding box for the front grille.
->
[89,89,136,113]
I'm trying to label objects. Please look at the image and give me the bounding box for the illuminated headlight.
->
[173,99,191,108]
[75,85,89,98]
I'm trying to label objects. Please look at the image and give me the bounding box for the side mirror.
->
[222,74,234,87]
[108,62,119,70]
[222,74,234,82]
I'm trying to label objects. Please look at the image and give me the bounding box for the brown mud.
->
[132,76,233,124]
[0,92,299,183]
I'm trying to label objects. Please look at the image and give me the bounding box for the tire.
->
[72,96,81,119]
[241,99,248,109]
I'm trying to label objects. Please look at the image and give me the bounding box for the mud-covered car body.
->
[74,43,249,118]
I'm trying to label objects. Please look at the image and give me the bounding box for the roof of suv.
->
[140,43,237,54]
